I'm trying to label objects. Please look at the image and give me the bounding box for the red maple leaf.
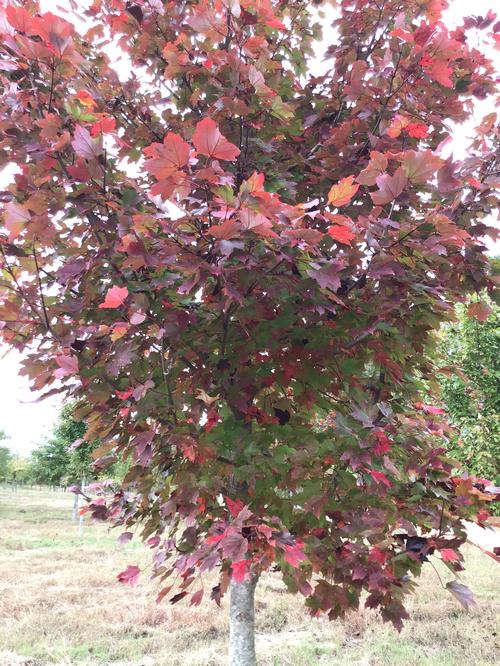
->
[440,548,460,562]
[144,132,191,179]
[5,5,32,32]
[367,469,392,488]
[192,118,240,161]
[205,407,220,432]
[225,496,245,518]
[407,122,428,139]
[5,202,30,239]
[99,286,129,309]
[327,224,355,245]
[116,389,133,400]
[75,90,96,109]
[420,55,453,88]
[207,219,239,240]
[90,116,116,136]
[231,560,249,583]
[402,150,443,183]
[368,547,390,565]
[467,177,482,189]
[190,589,204,606]
[373,430,391,455]
[284,542,307,568]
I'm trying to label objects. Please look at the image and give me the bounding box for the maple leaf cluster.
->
[0,0,498,629]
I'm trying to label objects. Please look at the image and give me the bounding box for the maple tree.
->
[0,0,499,663]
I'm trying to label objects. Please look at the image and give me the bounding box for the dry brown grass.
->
[0,487,499,666]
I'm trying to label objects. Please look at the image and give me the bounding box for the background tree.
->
[0,1,498,664]
[7,455,34,485]
[438,291,500,485]
[28,403,92,487]
[0,429,11,482]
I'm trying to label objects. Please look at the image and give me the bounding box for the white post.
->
[78,477,85,536]
[72,488,79,522]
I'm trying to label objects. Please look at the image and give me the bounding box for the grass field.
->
[0,488,499,666]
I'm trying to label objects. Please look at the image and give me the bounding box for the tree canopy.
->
[0,0,498,641]
[439,291,500,485]
[27,403,93,486]
[0,428,11,482]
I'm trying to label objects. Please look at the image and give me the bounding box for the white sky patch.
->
[0,0,499,455]
[0,348,60,454]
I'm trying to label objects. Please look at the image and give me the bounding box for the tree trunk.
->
[229,575,258,666]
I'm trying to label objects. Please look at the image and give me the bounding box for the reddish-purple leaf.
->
[54,355,79,379]
[414,403,446,415]
[71,124,103,160]
[221,532,248,561]
[133,431,155,467]
[118,531,134,545]
[307,262,342,292]
[117,565,140,586]
[370,168,408,205]
[190,588,204,606]
[437,160,461,192]
[156,586,173,603]
[367,469,392,488]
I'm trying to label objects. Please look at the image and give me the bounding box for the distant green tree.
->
[8,456,33,485]
[29,403,93,487]
[438,294,500,484]
[0,429,12,482]
[54,403,93,485]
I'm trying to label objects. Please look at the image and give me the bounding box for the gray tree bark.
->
[229,575,258,666]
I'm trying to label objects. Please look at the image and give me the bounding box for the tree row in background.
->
[0,403,119,487]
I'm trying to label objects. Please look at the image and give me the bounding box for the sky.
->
[0,0,498,455]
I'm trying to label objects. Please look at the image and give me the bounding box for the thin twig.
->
[33,244,53,334]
